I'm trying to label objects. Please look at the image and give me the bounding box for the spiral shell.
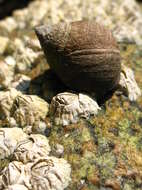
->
[35,20,121,101]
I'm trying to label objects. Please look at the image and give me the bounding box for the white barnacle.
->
[119,65,141,101]
[50,92,100,126]
[1,161,31,189]
[0,88,21,120]
[14,134,51,163]
[5,184,28,190]
[1,157,71,190]
[30,156,71,190]
[0,128,27,159]
[11,94,49,127]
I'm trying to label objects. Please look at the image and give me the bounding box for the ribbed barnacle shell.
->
[5,184,28,190]
[1,157,71,190]
[50,92,100,126]
[14,134,51,163]
[11,94,49,127]
[0,128,28,159]
[35,20,121,102]
[118,65,141,101]
[30,156,71,190]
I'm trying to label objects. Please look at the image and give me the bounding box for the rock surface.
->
[0,0,142,189]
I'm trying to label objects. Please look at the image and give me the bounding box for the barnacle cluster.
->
[0,128,71,190]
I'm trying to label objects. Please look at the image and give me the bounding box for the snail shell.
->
[35,20,121,102]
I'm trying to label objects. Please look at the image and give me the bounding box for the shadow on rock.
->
[29,69,67,102]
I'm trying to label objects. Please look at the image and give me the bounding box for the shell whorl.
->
[35,21,121,102]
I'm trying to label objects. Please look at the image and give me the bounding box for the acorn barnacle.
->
[35,20,121,102]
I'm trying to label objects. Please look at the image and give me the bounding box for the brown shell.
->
[35,20,121,102]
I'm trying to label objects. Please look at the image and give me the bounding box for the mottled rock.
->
[0,0,141,189]
[50,92,101,126]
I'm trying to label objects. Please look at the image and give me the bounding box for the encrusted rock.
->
[0,60,14,88]
[13,9,28,29]
[0,17,17,33]
[0,88,21,119]
[54,143,64,157]
[14,134,51,163]
[11,94,49,127]
[0,36,9,55]
[13,37,41,74]
[1,157,71,190]
[119,65,141,101]
[4,56,16,68]
[50,92,101,126]
[23,121,50,136]
[0,128,27,159]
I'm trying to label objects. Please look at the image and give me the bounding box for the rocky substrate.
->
[0,0,142,190]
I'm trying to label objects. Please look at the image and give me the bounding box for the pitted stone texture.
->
[50,92,100,126]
